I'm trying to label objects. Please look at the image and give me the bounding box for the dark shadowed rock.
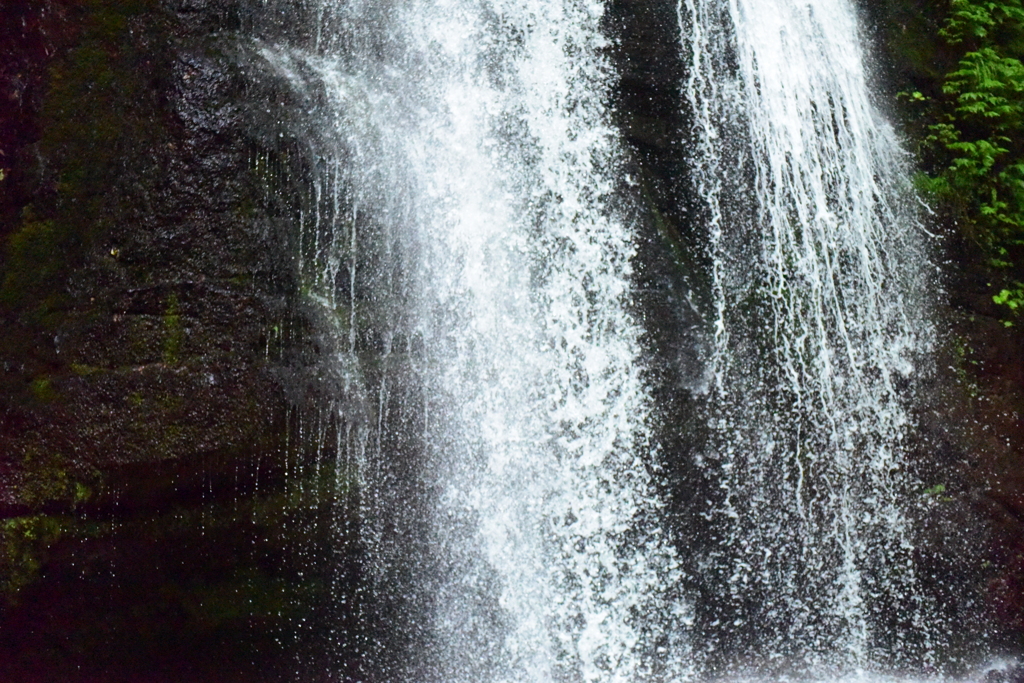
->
[0,0,356,678]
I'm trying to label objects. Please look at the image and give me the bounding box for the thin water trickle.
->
[680,0,939,672]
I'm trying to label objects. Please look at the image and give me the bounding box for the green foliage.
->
[935,47,1024,228]
[993,283,1024,323]
[906,0,1024,315]
[922,483,955,502]
[941,0,1024,43]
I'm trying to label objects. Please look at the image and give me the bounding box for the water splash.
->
[680,0,938,672]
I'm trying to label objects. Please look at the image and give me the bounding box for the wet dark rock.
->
[0,0,351,678]
[860,0,1024,654]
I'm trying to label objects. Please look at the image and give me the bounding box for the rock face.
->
[862,0,1024,654]
[0,0,355,679]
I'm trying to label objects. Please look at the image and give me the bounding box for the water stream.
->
[373,3,691,679]
[680,0,938,673]
[254,0,969,680]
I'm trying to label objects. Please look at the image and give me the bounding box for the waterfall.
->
[249,0,958,678]
[260,0,691,680]
[680,0,937,673]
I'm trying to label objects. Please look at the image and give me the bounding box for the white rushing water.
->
[680,0,937,673]
[409,3,694,680]
[254,0,965,678]
[263,0,691,681]
[404,2,694,679]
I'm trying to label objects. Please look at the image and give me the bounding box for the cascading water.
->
[680,0,938,673]
[260,0,690,680]
[399,3,692,680]
[405,4,698,677]
[248,0,978,679]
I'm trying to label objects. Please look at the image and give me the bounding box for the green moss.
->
[70,363,103,376]
[19,447,96,510]
[952,334,981,401]
[228,272,254,287]
[42,35,132,211]
[29,376,56,403]
[0,516,65,599]
[156,391,185,412]
[235,197,257,221]
[175,568,319,628]
[88,7,129,41]
[161,423,185,447]
[1,448,100,602]
[0,208,70,320]
[162,293,184,365]
[0,0,165,339]
[74,482,92,505]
